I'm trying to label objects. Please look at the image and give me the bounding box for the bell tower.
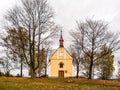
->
[59,30,64,47]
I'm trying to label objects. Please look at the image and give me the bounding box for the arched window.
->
[59,62,64,68]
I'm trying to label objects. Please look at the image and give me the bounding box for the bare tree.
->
[3,0,59,78]
[42,41,53,77]
[70,43,83,78]
[0,56,19,77]
[71,18,120,79]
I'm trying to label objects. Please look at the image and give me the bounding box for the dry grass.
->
[0,77,120,90]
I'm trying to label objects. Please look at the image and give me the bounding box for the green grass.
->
[0,77,120,90]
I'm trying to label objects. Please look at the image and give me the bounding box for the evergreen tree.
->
[96,45,114,79]
[37,48,46,77]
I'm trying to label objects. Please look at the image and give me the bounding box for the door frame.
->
[58,70,64,78]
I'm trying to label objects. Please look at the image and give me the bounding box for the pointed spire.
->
[59,30,64,47]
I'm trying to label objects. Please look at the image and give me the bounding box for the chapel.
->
[50,31,73,78]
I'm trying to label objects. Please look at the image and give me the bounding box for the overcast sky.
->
[0,0,120,76]
[0,0,120,45]
[47,0,120,49]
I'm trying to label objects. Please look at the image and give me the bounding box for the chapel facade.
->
[50,31,73,78]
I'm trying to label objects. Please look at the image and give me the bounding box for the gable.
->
[50,47,73,60]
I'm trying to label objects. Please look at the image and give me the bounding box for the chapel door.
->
[58,71,64,78]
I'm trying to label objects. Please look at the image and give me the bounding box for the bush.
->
[0,72,5,76]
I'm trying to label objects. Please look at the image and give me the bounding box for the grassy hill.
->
[0,77,120,90]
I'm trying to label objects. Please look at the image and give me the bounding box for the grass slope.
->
[0,77,120,90]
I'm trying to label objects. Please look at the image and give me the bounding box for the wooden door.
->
[58,71,64,78]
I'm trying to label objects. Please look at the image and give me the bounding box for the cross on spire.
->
[59,30,64,47]
[61,29,62,36]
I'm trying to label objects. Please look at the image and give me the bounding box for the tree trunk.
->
[20,59,23,77]
[45,62,47,77]
[88,58,93,79]
[6,71,10,77]
[76,65,79,78]
[45,67,47,77]
[31,68,36,78]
